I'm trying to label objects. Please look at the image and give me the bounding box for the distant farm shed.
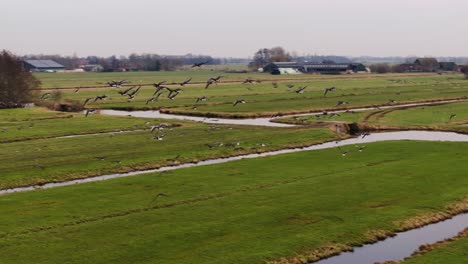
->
[23,60,65,72]
[263,62,369,75]
[398,58,459,72]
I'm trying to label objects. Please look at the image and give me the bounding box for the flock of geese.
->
[37,65,461,157]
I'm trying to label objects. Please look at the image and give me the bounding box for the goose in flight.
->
[40,93,51,99]
[107,80,128,87]
[94,95,108,102]
[85,109,96,117]
[83,97,93,106]
[449,113,457,120]
[195,96,207,103]
[118,86,134,96]
[324,86,336,96]
[209,76,224,82]
[127,86,141,99]
[205,79,217,89]
[337,146,349,156]
[294,86,307,94]
[242,78,261,84]
[179,77,192,86]
[191,61,210,67]
[166,88,182,100]
[356,145,367,152]
[233,99,246,106]
[153,81,167,88]
[361,131,371,139]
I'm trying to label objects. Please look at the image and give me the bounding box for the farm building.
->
[398,58,459,72]
[23,60,65,72]
[263,62,369,75]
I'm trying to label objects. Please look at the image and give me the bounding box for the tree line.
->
[22,53,248,72]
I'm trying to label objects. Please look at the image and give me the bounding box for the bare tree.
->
[249,46,291,69]
[269,47,291,62]
[0,50,40,108]
[369,63,391,74]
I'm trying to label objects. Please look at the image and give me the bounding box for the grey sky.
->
[2,0,467,57]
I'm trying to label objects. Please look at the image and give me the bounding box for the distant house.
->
[263,62,369,75]
[414,58,440,72]
[398,58,459,73]
[439,62,458,72]
[23,60,65,72]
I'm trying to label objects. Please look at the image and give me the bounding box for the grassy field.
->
[1,72,468,263]
[0,141,467,263]
[0,108,339,190]
[34,72,468,117]
[275,101,468,133]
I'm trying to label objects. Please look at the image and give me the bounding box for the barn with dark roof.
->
[23,60,65,72]
[263,62,369,75]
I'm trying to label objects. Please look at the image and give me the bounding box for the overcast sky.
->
[2,0,467,58]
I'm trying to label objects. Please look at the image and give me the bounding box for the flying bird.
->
[83,97,93,106]
[361,131,371,139]
[153,85,167,96]
[210,76,224,82]
[294,86,307,94]
[195,96,207,103]
[205,79,217,89]
[242,78,260,84]
[191,61,209,67]
[107,80,128,87]
[146,96,157,105]
[153,81,167,88]
[337,146,349,156]
[356,145,367,152]
[324,86,336,96]
[336,101,349,106]
[85,109,96,117]
[154,134,166,141]
[94,95,108,102]
[233,99,246,106]
[179,77,192,86]
[40,93,51,99]
[449,114,457,120]
[166,88,182,100]
[127,86,141,99]
[117,86,134,96]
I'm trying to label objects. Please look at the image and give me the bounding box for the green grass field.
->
[1,72,468,263]
[275,101,468,133]
[0,107,338,190]
[35,72,468,117]
[0,141,467,263]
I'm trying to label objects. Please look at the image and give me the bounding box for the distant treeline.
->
[21,53,249,71]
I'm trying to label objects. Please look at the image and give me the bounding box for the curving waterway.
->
[100,98,467,127]
[2,131,468,195]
